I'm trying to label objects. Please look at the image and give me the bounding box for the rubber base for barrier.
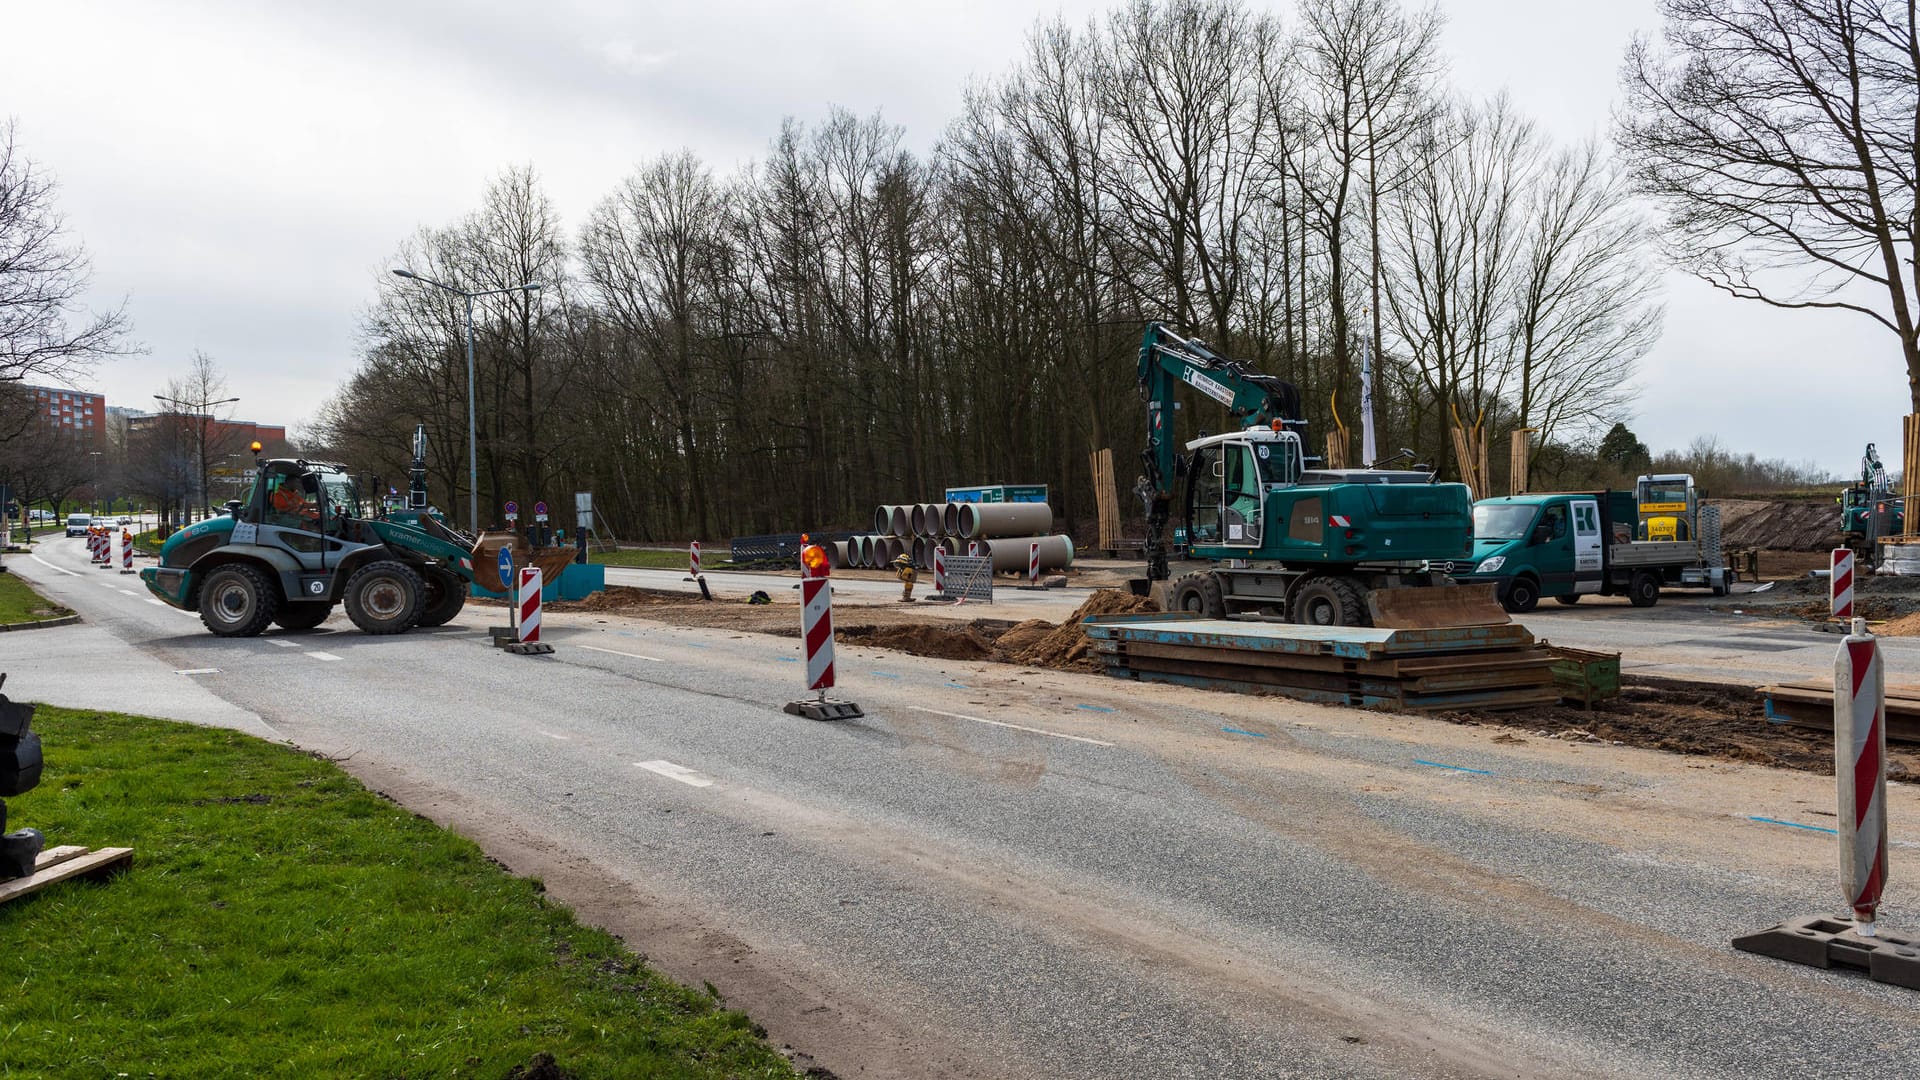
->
[489,626,518,647]
[783,697,864,721]
[503,641,554,655]
[1733,914,1920,989]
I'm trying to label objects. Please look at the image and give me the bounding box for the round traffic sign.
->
[504,500,519,515]
[533,501,547,515]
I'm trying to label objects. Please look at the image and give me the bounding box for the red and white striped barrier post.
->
[968,541,980,557]
[1831,548,1855,621]
[119,529,134,574]
[933,545,947,595]
[1837,617,1889,934]
[781,542,862,720]
[1028,541,1040,585]
[517,566,542,644]
[689,541,702,577]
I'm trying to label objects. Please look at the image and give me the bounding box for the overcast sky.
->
[3,0,1897,475]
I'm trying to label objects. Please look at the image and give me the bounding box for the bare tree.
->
[1619,0,1920,405]
[0,119,133,390]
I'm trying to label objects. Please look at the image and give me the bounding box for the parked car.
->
[115,515,132,526]
[28,509,54,523]
[64,513,92,537]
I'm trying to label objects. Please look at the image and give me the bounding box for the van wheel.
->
[1553,594,1582,606]
[1291,576,1367,627]
[344,561,425,634]
[1502,576,1540,614]
[199,564,279,637]
[1628,571,1660,608]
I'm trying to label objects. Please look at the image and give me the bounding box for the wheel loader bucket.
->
[1367,583,1510,630]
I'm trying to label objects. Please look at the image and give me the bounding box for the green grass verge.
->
[0,570,70,624]
[0,707,800,1079]
[589,548,706,569]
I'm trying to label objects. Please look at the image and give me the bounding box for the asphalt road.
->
[8,537,1920,1079]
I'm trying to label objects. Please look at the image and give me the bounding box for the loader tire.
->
[1170,572,1225,619]
[1628,571,1660,608]
[1292,575,1367,627]
[1553,594,1582,606]
[199,564,279,638]
[344,561,424,635]
[416,570,468,628]
[273,601,332,631]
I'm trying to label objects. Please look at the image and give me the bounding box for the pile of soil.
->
[994,619,1056,655]
[840,622,999,661]
[1002,590,1161,672]
[1444,676,1919,781]
[1714,498,1842,552]
[1725,567,1920,624]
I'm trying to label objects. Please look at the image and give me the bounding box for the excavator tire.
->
[273,602,332,631]
[1169,572,1225,619]
[344,560,425,635]
[1292,575,1367,628]
[199,563,279,638]
[416,569,468,628]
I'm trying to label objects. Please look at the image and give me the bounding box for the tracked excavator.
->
[1129,322,1499,628]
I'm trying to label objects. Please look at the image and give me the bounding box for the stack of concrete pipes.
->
[828,502,1074,574]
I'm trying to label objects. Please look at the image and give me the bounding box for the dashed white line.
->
[537,731,571,741]
[305,651,342,662]
[28,552,78,576]
[267,639,301,648]
[99,581,119,589]
[907,705,1115,747]
[175,668,219,676]
[118,590,138,596]
[579,644,666,662]
[635,760,713,787]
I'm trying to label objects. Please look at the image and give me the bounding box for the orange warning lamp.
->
[250,440,264,454]
[800,542,831,578]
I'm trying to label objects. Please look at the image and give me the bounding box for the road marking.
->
[267,639,300,648]
[635,760,713,787]
[145,598,166,607]
[1749,815,1838,835]
[306,651,342,662]
[907,706,1115,747]
[944,682,968,689]
[175,668,219,676]
[870,671,900,679]
[28,552,78,576]
[578,644,665,662]
[99,581,119,589]
[1223,727,1268,738]
[1415,759,1494,776]
[537,730,571,741]
[118,590,138,596]
[1076,704,1115,713]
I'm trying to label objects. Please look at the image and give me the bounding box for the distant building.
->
[126,413,289,452]
[21,384,107,449]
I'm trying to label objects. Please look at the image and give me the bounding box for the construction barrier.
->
[1028,541,1040,584]
[941,556,994,604]
[1838,617,1890,932]
[118,530,134,574]
[781,545,862,720]
[933,545,946,594]
[689,541,702,577]
[1832,548,1855,621]
[518,566,542,643]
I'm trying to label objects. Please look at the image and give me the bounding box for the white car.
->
[65,513,92,537]
[115,516,132,526]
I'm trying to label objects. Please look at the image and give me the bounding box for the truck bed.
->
[1607,540,1703,567]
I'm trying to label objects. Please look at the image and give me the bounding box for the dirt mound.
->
[1713,499,1841,552]
[841,623,997,661]
[1005,589,1160,672]
[994,619,1056,654]
[567,585,696,612]
[1878,611,1920,636]
[1445,676,1918,781]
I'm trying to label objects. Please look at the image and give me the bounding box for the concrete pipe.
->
[926,502,950,536]
[981,534,1075,574]
[956,502,1054,540]
[942,503,962,535]
[889,505,911,537]
[850,536,868,568]
[864,535,881,568]
[874,506,894,536]
[910,504,928,537]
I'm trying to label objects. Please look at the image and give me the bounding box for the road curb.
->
[0,615,80,633]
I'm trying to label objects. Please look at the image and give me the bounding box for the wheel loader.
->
[140,455,479,637]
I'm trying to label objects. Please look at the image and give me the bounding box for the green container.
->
[1546,644,1621,709]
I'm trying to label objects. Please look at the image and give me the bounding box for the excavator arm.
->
[1134,322,1303,582]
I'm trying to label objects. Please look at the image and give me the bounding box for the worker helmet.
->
[893,554,912,566]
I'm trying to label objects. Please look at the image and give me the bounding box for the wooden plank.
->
[0,846,133,905]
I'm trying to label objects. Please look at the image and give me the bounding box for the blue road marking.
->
[1077,704,1115,713]
[1222,727,1267,738]
[1749,816,1838,834]
[1414,759,1493,775]
[776,656,800,663]
[944,682,968,689]
[870,672,901,679]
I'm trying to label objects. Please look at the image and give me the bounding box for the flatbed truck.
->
[1456,489,1732,612]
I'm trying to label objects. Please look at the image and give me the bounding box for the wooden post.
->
[1905,413,1919,538]
[1478,428,1491,499]
[1450,426,1480,497]
[1510,429,1532,495]
[1325,432,1348,470]
[1089,447,1122,555]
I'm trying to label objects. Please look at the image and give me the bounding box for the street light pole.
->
[391,269,543,537]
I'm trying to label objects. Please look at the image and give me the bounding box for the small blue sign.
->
[497,547,514,585]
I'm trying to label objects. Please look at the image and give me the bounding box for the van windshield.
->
[1473,504,1536,540]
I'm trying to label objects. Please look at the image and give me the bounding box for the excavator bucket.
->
[469,530,578,594]
[1367,583,1510,630]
